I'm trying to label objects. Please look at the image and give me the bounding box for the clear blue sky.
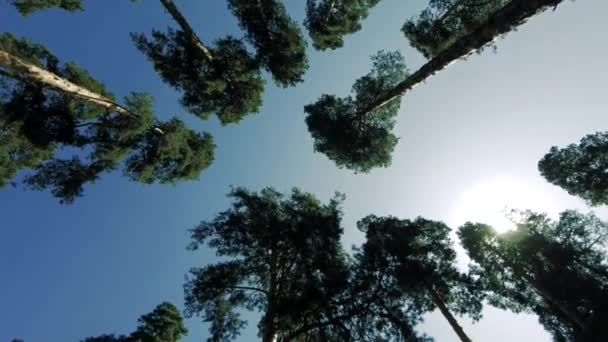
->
[1,0,607,341]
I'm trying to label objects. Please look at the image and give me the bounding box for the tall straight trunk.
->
[0,50,132,115]
[0,50,165,135]
[158,0,213,61]
[263,246,278,342]
[424,281,472,342]
[356,0,564,118]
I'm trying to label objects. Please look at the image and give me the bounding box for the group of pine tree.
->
[6,0,608,342]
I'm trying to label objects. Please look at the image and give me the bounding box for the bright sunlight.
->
[449,177,557,233]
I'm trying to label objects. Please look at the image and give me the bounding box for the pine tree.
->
[305,50,405,172]
[132,0,265,125]
[0,33,214,203]
[458,210,608,341]
[538,132,608,206]
[305,0,382,51]
[357,215,483,342]
[227,0,309,87]
[82,302,188,342]
[184,187,427,342]
[402,0,509,59]
[308,0,564,171]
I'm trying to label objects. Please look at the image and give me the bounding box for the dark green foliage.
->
[132,30,264,125]
[357,215,482,341]
[185,187,352,341]
[227,0,309,87]
[539,132,608,206]
[184,187,429,341]
[402,0,508,59]
[11,0,83,16]
[305,50,406,172]
[130,302,188,342]
[458,211,608,341]
[82,302,187,342]
[125,118,215,184]
[305,0,381,50]
[0,33,214,203]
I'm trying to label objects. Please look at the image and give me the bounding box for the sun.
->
[448,177,555,233]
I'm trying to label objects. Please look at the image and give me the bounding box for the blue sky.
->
[1,0,607,341]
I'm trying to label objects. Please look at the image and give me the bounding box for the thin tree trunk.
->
[263,246,279,342]
[158,0,213,61]
[424,281,472,342]
[356,0,564,119]
[0,50,133,116]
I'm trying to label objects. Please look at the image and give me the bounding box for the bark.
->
[159,0,213,61]
[0,50,133,116]
[356,0,564,119]
[262,246,279,342]
[0,50,166,135]
[424,281,472,342]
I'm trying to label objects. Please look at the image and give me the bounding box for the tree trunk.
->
[0,50,132,116]
[158,0,213,61]
[356,0,564,119]
[0,50,165,135]
[263,246,278,342]
[424,281,472,342]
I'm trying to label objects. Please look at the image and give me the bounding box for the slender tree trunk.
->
[0,50,165,135]
[356,0,564,118]
[158,0,213,61]
[263,247,278,342]
[0,50,132,115]
[424,281,472,342]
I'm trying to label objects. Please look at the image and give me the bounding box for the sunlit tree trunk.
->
[0,49,164,134]
[357,0,564,118]
[0,50,132,115]
[158,0,213,61]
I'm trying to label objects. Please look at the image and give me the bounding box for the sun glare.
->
[448,178,555,233]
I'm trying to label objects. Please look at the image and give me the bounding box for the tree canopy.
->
[11,0,83,16]
[458,210,608,341]
[402,0,508,59]
[305,50,406,172]
[305,0,382,51]
[132,0,265,125]
[184,187,352,341]
[227,0,309,87]
[82,302,188,342]
[306,0,566,172]
[538,132,608,206]
[184,187,431,342]
[357,215,483,342]
[0,33,214,203]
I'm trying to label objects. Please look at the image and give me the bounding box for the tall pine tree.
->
[132,0,265,125]
[459,210,608,341]
[357,215,483,342]
[308,0,564,172]
[0,33,214,203]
